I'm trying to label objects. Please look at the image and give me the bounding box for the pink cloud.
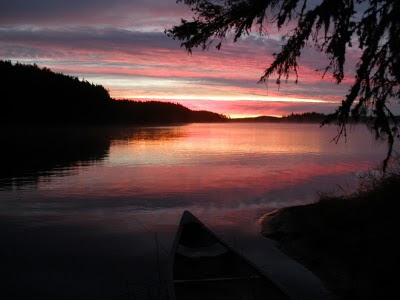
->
[0,11,362,114]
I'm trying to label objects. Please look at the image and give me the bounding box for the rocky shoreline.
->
[260,189,399,300]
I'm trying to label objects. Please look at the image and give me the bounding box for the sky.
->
[1,0,398,117]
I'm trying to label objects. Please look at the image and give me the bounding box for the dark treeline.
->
[113,100,227,124]
[233,112,400,125]
[231,112,328,123]
[0,60,227,125]
[5,60,388,126]
[281,112,327,123]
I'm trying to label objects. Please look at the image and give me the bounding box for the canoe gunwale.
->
[167,211,289,300]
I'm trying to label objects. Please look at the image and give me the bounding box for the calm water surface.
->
[0,123,393,299]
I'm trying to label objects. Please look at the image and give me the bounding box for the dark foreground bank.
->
[260,168,400,299]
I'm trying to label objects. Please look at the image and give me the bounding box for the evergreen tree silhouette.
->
[167,0,400,169]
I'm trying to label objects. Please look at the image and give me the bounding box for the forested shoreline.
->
[4,60,393,127]
[0,61,227,126]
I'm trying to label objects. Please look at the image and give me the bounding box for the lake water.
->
[0,123,393,299]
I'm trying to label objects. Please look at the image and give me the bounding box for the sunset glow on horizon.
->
[1,0,399,117]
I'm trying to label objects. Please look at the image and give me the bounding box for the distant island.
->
[0,60,336,126]
[230,112,328,123]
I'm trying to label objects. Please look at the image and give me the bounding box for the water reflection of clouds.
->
[107,123,383,169]
[1,123,395,299]
[1,123,389,198]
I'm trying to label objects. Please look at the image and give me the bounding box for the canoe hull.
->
[169,211,288,300]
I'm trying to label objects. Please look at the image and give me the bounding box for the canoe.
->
[168,211,289,300]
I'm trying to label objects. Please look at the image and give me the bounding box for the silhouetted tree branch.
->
[167,0,400,170]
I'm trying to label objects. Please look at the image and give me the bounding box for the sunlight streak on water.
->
[1,123,391,220]
[0,123,395,299]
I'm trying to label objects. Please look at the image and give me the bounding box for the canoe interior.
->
[171,212,288,300]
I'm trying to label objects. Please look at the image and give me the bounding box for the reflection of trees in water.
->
[110,126,186,145]
[0,126,186,189]
[0,127,110,190]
